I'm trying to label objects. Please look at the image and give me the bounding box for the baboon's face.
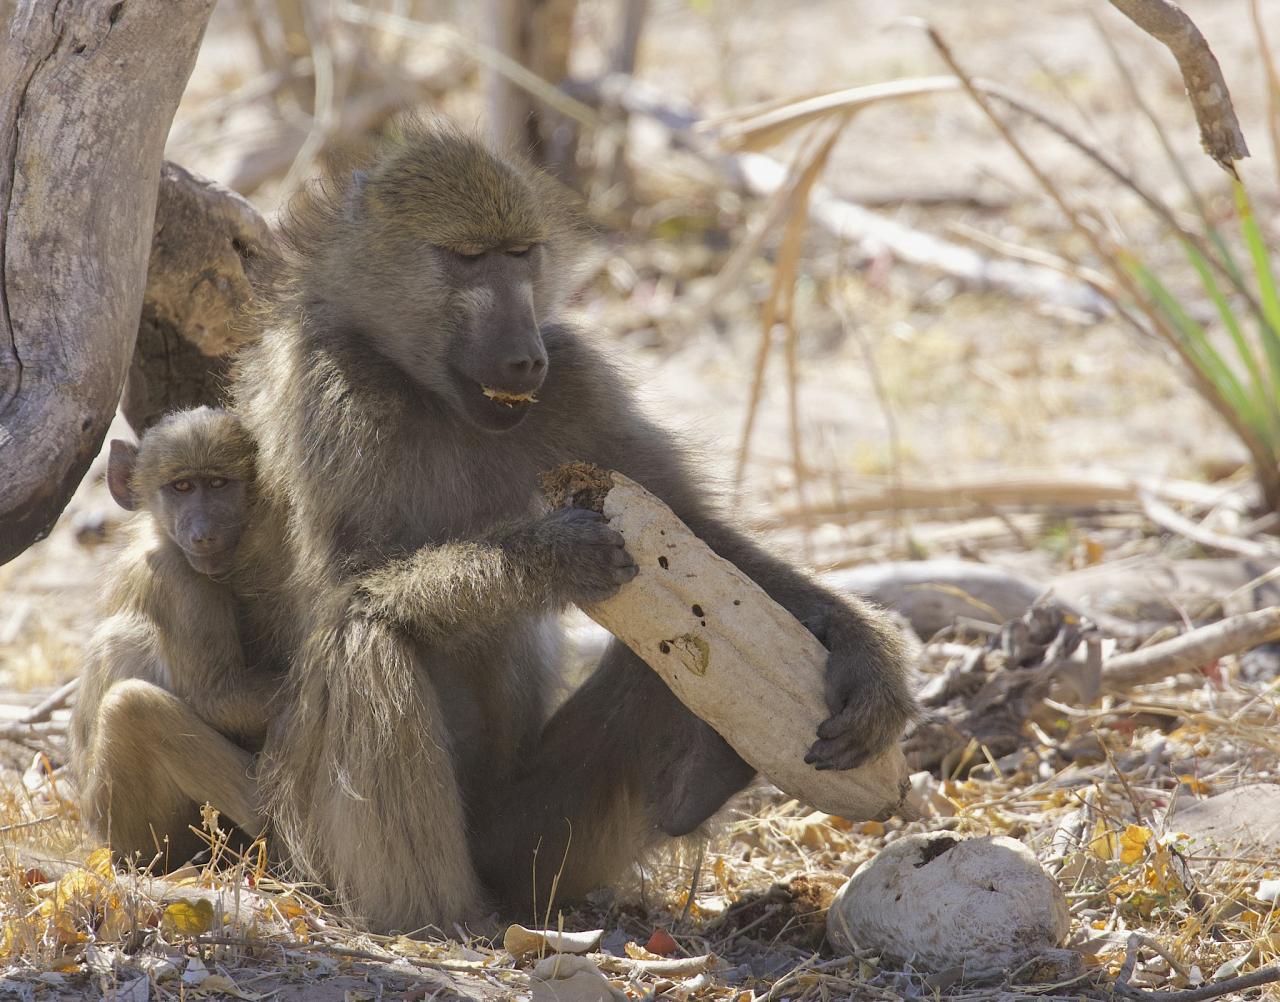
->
[151,475,250,576]
[440,244,547,432]
[363,240,549,433]
[107,439,252,576]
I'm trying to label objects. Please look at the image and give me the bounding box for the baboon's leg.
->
[476,639,754,913]
[261,611,484,933]
[84,679,260,863]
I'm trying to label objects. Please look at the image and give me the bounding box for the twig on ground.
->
[13,678,79,725]
[1118,963,1280,1002]
[1102,606,1280,690]
[0,719,66,748]
[1139,491,1280,559]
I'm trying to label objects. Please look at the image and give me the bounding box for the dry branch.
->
[1139,491,1280,560]
[1108,0,1249,174]
[124,163,279,433]
[567,75,1101,314]
[544,464,911,821]
[1102,606,1280,690]
[762,471,1232,527]
[0,0,217,565]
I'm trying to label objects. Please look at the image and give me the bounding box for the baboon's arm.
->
[353,509,635,646]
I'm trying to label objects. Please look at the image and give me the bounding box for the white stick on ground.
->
[547,465,911,821]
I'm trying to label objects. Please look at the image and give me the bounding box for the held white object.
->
[584,472,910,821]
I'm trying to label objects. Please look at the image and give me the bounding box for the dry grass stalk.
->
[920,22,1280,512]
[733,118,847,499]
[1249,0,1280,195]
[764,471,1234,527]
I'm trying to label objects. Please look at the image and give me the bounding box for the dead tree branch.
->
[125,163,278,433]
[1108,0,1249,174]
[0,0,217,565]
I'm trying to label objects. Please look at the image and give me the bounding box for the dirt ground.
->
[3,1,1280,999]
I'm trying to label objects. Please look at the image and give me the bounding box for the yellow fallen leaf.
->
[84,847,113,877]
[161,898,215,937]
[1088,819,1118,862]
[1119,824,1153,865]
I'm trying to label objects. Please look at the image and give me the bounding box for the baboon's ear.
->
[346,169,369,221]
[106,440,140,511]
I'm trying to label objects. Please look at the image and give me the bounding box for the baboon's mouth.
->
[184,546,238,577]
[480,385,539,407]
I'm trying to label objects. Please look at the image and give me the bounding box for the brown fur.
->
[70,410,276,865]
[129,408,256,493]
[229,118,916,932]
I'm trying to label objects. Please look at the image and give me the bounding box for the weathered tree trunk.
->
[0,0,217,565]
[124,163,277,434]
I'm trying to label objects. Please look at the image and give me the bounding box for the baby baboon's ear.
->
[106,440,140,511]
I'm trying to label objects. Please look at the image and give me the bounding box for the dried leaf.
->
[1119,824,1153,864]
[161,898,215,937]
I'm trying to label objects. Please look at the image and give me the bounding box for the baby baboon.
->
[70,407,274,866]
[232,119,916,931]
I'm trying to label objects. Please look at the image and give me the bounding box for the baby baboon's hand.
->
[540,507,638,606]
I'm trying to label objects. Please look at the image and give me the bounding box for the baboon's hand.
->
[802,620,915,771]
[540,507,639,605]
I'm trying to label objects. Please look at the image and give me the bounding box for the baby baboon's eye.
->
[506,245,532,258]
[208,477,228,489]
[452,246,485,263]
[170,479,193,493]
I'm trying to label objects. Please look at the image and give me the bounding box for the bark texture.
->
[1109,0,1249,173]
[0,0,217,565]
[124,162,276,434]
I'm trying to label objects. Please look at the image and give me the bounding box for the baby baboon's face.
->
[150,473,249,575]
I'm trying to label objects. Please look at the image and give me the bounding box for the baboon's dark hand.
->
[803,645,914,772]
[542,507,638,605]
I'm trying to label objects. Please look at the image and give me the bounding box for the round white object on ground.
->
[827,831,1069,975]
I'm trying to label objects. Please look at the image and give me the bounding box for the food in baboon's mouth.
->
[481,385,539,406]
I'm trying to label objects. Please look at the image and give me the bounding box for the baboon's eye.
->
[208,477,228,489]
[453,248,485,263]
[506,245,532,258]
[170,479,193,493]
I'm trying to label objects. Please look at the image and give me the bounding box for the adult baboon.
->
[232,120,915,932]
[71,407,272,865]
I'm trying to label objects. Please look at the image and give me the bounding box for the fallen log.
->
[543,463,911,821]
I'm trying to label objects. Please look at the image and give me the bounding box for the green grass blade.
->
[1181,238,1280,440]
[1234,180,1280,395]
[1125,256,1263,434]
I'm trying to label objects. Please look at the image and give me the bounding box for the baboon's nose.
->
[190,531,221,552]
[501,353,547,391]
